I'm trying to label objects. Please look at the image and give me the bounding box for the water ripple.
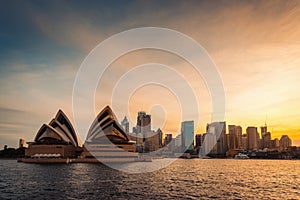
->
[0,159,299,199]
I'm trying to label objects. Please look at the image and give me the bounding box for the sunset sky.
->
[1,0,300,148]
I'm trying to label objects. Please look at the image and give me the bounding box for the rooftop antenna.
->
[265,115,268,127]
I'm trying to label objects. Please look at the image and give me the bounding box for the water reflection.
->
[0,159,299,199]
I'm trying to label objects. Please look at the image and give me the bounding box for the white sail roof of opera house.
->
[85,106,131,144]
[34,110,80,147]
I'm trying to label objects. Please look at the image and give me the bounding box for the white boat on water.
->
[234,153,249,159]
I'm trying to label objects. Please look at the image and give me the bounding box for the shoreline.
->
[7,157,299,164]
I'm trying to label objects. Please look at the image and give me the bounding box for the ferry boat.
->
[234,153,249,159]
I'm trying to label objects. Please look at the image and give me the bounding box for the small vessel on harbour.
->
[234,153,249,159]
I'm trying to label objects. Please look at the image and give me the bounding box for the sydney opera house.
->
[82,106,138,162]
[19,106,138,163]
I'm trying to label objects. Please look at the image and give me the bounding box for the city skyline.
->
[1,1,300,148]
[2,106,297,148]
[122,111,295,147]
[0,106,296,159]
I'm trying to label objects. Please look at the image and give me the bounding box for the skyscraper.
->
[206,122,227,155]
[228,125,242,150]
[136,111,151,134]
[202,130,217,155]
[121,116,129,133]
[174,134,182,152]
[261,125,271,149]
[246,126,260,150]
[241,134,248,150]
[235,126,243,149]
[181,121,194,151]
[261,125,267,135]
[228,125,236,150]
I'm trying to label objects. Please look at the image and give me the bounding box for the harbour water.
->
[0,159,299,199]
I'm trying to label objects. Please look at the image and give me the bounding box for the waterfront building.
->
[136,111,151,134]
[227,125,243,150]
[83,106,138,162]
[228,125,236,150]
[271,138,280,149]
[246,126,260,150]
[241,134,248,150]
[279,135,292,151]
[262,132,272,149]
[181,121,194,151]
[144,130,160,152]
[174,134,182,152]
[25,110,80,159]
[235,126,243,149]
[206,122,227,155]
[203,131,217,155]
[261,125,272,149]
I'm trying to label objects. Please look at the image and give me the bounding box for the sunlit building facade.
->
[246,126,260,150]
[228,125,242,150]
